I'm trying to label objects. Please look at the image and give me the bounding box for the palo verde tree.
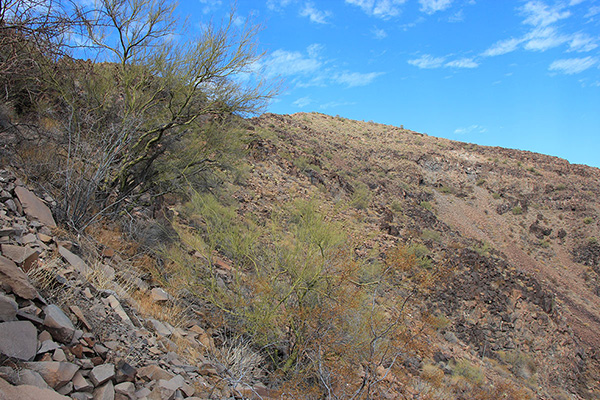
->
[48,0,277,228]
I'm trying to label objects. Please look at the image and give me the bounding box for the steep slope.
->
[245,112,600,398]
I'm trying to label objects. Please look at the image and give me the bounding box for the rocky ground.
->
[0,168,271,400]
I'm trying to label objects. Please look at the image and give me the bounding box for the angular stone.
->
[57,381,73,395]
[115,359,137,383]
[1,244,39,272]
[52,348,66,362]
[137,364,174,382]
[93,381,114,400]
[150,287,171,302]
[0,255,38,299]
[70,305,93,331]
[148,318,172,337]
[23,361,80,389]
[72,393,94,400]
[38,233,53,243]
[73,371,94,392]
[106,296,132,325]
[149,379,177,400]
[43,305,75,343]
[38,340,60,355]
[0,293,17,321]
[13,369,50,390]
[114,382,135,397]
[14,187,56,227]
[89,363,115,387]
[0,321,37,360]
[58,246,90,275]
[0,377,70,400]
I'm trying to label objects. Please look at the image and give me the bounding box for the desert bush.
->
[350,181,372,209]
[512,206,523,215]
[583,217,593,225]
[452,359,484,384]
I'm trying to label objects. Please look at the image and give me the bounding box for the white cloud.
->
[372,27,388,39]
[482,37,524,57]
[521,1,571,27]
[293,96,313,108]
[334,71,384,87]
[448,9,464,22]
[568,32,598,52]
[198,0,223,14]
[345,0,407,18]
[524,26,569,51]
[585,6,600,18]
[454,125,487,134]
[300,2,331,24]
[419,0,453,15]
[445,58,479,68]
[549,57,598,74]
[266,0,295,11]
[408,54,446,68]
[320,100,357,109]
[262,48,321,78]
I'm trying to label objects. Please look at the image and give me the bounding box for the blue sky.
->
[178,0,600,168]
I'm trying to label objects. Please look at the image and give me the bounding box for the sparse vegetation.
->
[512,206,523,215]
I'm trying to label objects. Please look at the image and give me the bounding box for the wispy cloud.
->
[549,57,598,74]
[568,33,598,52]
[445,58,479,68]
[198,0,223,14]
[320,100,357,109]
[419,0,453,15]
[266,0,295,11]
[524,26,569,51]
[454,125,487,134]
[408,54,446,69]
[300,2,332,24]
[521,1,570,27]
[345,0,407,18]
[372,27,388,39]
[293,96,313,108]
[480,0,597,66]
[334,71,384,87]
[262,47,322,79]
[409,55,479,69]
[482,38,524,57]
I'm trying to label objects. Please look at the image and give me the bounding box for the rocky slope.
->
[1,111,599,399]
[244,112,600,398]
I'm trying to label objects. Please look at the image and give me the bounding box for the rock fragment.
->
[0,293,17,321]
[0,255,38,299]
[23,361,79,389]
[43,304,76,343]
[0,321,38,360]
[14,186,56,227]
[89,363,115,387]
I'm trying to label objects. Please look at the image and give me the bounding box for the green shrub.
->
[453,359,484,384]
[350,182,372,210]
[420,201,433,210]
[492,193,501,199]
[476,179,486,186]
[422,229,441,242]
[583,217,593,225]
[391,200,403,212]
[512,206,523,215]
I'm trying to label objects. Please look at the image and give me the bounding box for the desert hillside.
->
[2,109,599,400]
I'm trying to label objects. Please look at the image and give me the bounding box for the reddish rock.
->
[23,361,80,389]
[0,255,38,299]
[0,377,69,400]
[14,186,56,227]
[1,244,39,272]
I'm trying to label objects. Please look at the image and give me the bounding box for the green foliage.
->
[350,181,372,210]
[421,229,441,243]
[391,200,403,212]
[420,201,433,210]
[476,179,486,186]
[512,206,523,215]
[492,193,501,199]
[452,359,484,384]
[473,241,492,256]
[583,217,594,225]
